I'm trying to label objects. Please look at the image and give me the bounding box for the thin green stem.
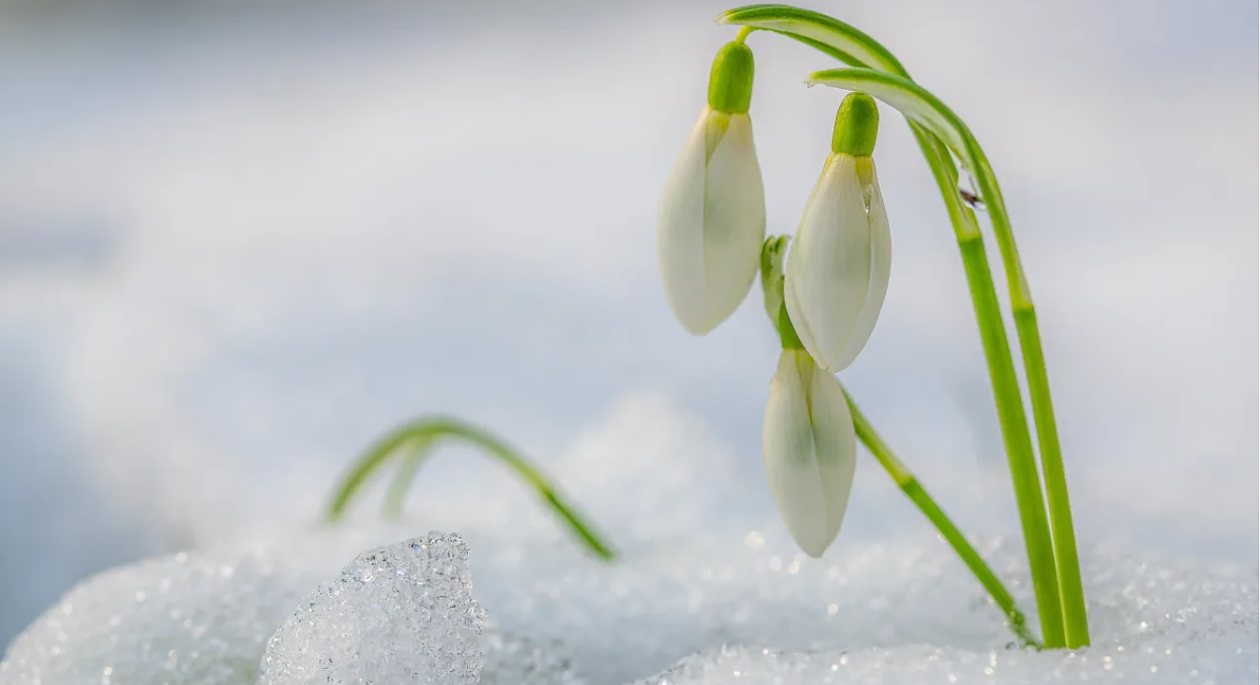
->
[970,147,1090,647]
[911,107,1071,649]
[327,416,617,561]
[1015,307,1089,646]
[382,435,439,519]
[957,234,1064,647]
[843,386,1040,649]
[328,424,417,520]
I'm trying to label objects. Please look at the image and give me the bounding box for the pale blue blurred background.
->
[0,0,1255,644]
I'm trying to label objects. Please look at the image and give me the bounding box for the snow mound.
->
[628,550,1259,685]
[0,527,587,685]
[268,521,1256,685]
[2,519,1254,685]
[258,532,485,685]
[0,549,297,685]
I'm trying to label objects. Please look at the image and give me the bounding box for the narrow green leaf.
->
[326,416,618,561]
[382,435,441,519]
[717,4,906,75]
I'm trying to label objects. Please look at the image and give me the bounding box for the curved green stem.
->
[382,435,440,519]
[327,416,617,561]
[842,386,1040,649]
[722,4,1087,647]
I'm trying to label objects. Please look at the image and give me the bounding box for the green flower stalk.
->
[843,386,1040,649]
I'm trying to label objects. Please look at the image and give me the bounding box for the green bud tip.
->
[831,92,879,157]
[708,41,754,114]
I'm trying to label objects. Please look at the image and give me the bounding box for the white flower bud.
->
[657,106,766,335]
[762,348,857,557]
[784,153,891,370]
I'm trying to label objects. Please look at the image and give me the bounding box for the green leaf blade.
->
[717,4,907,76]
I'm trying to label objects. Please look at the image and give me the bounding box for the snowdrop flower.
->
[763,347,858,557]
[785,92,891,371]
[657,40,766,334]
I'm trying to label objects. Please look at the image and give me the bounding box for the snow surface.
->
[1,517,1255,685]
[2,389,1257,685]
[0,529,589,685]
[1,385,1255,685]
[0,548,295,685]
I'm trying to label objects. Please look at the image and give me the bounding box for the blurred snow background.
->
[0,0,1255,645]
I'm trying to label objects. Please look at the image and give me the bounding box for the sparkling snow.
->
[2,517,1254,685]
[258,533,485,685]
[2,393,1256,684]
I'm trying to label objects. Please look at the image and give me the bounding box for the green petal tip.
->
[831,92,879,156]
[708,41,755,113]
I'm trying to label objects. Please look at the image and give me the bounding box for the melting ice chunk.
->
[257,532,487,685]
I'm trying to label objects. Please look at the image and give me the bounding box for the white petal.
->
[657,109,713,334]
[657,111,765,335]
[780,156,829,361]
[698,113,766,333]
[806,365,858,543]
[784,154,872,370]
[763,349,832,557]
[829,160,892,370]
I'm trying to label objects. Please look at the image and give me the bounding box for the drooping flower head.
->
[784,92,891,371]
[763,346,859,557]
[657,40,766,335]
[759,236,859,558]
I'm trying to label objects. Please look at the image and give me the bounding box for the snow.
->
[0,529,590,685]
[258,533,485,685]
[2,516,1254,685]
[0,548,298,685]
[629,549,1259,684]
[1,392,1255,684]
[464,534,1258,684]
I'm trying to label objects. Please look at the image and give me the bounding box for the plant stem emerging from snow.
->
[327,416,618,561]
[842,387,1041,649]
[720,4,1088,648]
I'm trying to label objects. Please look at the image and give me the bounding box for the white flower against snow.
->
[762,348,857,557]
[657,41,765,335]
[784,93,891,371]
